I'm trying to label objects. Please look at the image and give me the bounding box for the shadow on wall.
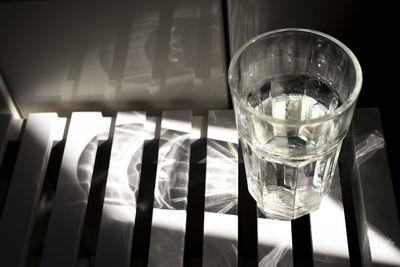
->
[0,0,229,117]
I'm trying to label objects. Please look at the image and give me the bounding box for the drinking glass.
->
[228,28,362,220]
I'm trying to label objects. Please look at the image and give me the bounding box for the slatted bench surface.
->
[0,108,399,267]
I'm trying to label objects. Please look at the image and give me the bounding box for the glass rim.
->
[228,28,363,126]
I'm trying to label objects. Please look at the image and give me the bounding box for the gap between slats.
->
[26,140,66,266]
[78,139,113,265]
[0,116,24,216]
[0,140,21,219]
[238,143,258,267]
[130,139,160,267]
[184,138,207,267]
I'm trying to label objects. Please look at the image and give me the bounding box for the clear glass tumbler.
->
[228,28,362,220]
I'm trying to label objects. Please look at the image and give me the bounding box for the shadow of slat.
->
[195,0,212,79]
[291,215,314,267]
[238,143,258,267]
[151,1,174,80]
[131,139,159,267]
[78,139,113,263]
[26,140,65,267]
[184,138,207,267]
[109,1,135,89]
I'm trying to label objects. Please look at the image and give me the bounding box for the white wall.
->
[0,0,229,117]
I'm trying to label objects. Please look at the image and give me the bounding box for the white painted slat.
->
[203,110,239,267]
[258,217,293,266]
[147,111,192,267]
[0,114,23,164]
[310,169,350,266]
[0,113,65,267]
[41,112,111,267]
[95,112,148,267]
[354,109,400,266]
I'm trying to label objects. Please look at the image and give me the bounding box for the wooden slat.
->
[147,110,192,267]
[203,110,239,267]
[310,169,350,266]
[41,112,111,267]
[0,113,65,267]
[95,112,148,267]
